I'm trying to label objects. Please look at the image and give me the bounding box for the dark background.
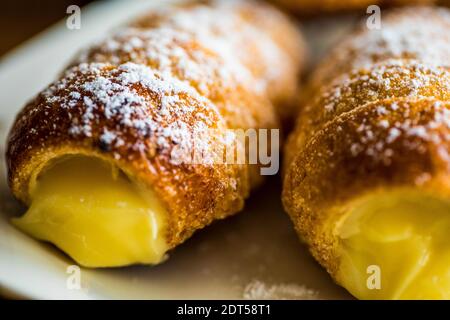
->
[0,0,93,57]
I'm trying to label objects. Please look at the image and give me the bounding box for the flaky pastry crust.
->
[283,7,450,277]
[7,0,305,250]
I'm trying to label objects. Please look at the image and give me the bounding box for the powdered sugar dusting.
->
[153,0,289,88]
[35,61,224,164]
[74,26,251,98]
[294,7,450,169]
[312,59,450,123]
[348,101,450,165]
[243,279,318,300]
[74,0,293,103]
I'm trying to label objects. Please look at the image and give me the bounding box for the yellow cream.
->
[12,156,168,268]
[336,190,450,299]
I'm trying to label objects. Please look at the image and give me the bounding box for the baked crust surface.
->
[7,0,305,249]
[283,7,450,276]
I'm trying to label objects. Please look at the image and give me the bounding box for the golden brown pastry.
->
[7,0,305,268]
[306,5,450,95]
[270,0,436,15]
[283,6,450,299]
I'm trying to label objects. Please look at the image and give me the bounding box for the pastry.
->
[305,6,450,96]
[7,0,305,268]
[283,6,450,299]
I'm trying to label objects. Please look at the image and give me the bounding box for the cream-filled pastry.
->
[13,156,168,267]
[337,190,450,299]
[283,7,450,299]
[7,0,305,268]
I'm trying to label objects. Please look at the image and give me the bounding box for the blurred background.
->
[1,0,449,58]
[0,0,93,57]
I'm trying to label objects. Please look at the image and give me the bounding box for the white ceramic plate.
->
[0,0,355,299]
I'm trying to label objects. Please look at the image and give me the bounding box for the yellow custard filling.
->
[12,156,168,268]
[336,190,450,299]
